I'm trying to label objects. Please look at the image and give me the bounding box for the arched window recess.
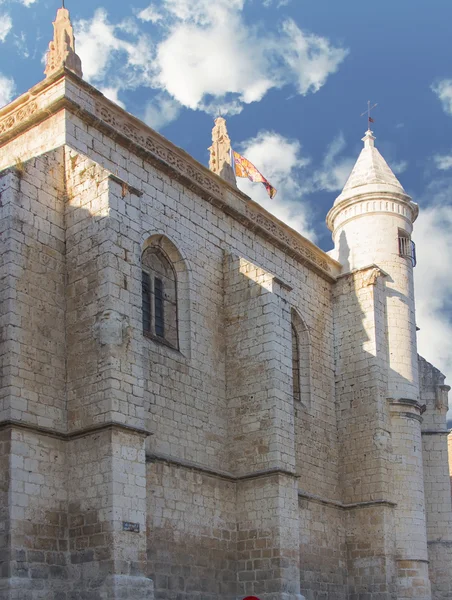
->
[291,308,312,408]
[141,235,191,356]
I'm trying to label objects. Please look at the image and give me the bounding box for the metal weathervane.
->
[361,100,378,130]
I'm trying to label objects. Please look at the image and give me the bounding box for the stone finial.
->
[44,6,83,79]
[208,117,237,187]
[362,129,376,148]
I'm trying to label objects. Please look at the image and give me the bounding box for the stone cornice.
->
[0,69,340,282]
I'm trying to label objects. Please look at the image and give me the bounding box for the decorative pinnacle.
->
[362,129,376,148]
[44,4,82,79]
[208,117,237,187]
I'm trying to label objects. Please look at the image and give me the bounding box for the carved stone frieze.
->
[0,101,38,136]
[95,102,222,198]
[245,207,330,272]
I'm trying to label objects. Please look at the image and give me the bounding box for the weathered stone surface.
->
[44,7,82,79]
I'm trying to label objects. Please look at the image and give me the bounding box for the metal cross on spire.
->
[361,100,378,130]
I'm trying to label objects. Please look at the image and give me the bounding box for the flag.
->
[369,116,375,123]
[233,151,277,199]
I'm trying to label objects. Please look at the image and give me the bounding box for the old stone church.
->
[0,6,451,600]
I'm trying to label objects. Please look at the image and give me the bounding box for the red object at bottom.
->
[243,597,260,600]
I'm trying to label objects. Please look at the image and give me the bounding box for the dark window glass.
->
[154,277,164,337]
[292,324,301,403]
[142,270,151,334]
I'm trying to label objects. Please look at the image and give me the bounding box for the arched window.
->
[291,309,312,407]
[292,324,301,403]
[142,247,178,349]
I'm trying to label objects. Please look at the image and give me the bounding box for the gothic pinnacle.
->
[44,3,83,79]
[208,117,237,187]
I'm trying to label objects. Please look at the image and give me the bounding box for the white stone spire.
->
[334,130,407,206]
[44,5,83,79]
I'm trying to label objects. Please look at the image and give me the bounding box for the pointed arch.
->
[291,308,312,407]
[141,235,191,356]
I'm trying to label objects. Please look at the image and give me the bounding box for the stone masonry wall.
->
[334,267,397,599]
[62,108,338,477]
[298,498,346,600]
[0,150,66,431]
[419,357,452,600]
[6,428,67,600]
[62,107,341,598]
[0,149,69,599]
[146,460,237,600]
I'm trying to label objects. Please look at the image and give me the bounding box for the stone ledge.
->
[147,452,298,482]
[299,489,397,511]
[0,419,151,440]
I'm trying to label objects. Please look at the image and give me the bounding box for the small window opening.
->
[292,324,301,403]
[398,230,417,266]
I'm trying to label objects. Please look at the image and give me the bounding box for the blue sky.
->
[1,0,452,386]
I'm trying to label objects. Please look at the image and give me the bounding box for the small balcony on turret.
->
[398,229,417,266]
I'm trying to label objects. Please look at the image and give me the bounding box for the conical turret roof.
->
[334,130,408,206]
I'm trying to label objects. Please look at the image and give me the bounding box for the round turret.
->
[327,129,419,402]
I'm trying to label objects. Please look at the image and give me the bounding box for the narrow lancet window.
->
[142,247,178,349]
[292,324,301,403]
[291,309,312,407]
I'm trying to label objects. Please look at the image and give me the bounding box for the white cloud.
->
[0,13,12,42]
[154,8,347,114]
[138,4,163,23]
[100,87,125,109]
[432,79,452,116]
[308,133,354,192]
[236,131,315,240]
[414,184,452,387]
[0,0,37,5]
[144,93,181,130]
[75,9,153,85]
[0,72,15,107]
[154,10,273,112]
[434,154,452,171]
[163,0,245,24]
[74,3,347,126]
[391,159,408,174]
[263,0,291,6]
[282,20,349,95]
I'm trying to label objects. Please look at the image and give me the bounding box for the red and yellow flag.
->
[233,151,277,199]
